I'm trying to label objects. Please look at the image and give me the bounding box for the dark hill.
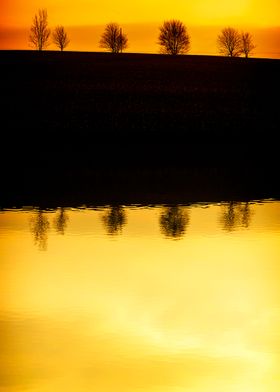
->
[1,50,279,206]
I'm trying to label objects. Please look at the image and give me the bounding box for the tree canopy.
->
[99,23,128,53]
[158,20,190,55]
[29,9,51,51]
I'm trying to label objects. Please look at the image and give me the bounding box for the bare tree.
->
[30,210,50,250]
[240,32,255,58]
[29,9,51,51]
[53,207,69,234]
[158,20,190,55]
[160,206,189,239]
[52,25,70,51]
[217,27,241,57]
[99,23,128,53]
[219,202,252,231]
[102,206,127,235]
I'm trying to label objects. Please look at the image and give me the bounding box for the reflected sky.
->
[0,200,280,392]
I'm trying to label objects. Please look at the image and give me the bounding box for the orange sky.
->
[1,0,280,58]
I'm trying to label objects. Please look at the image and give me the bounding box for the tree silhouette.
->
[158,20,190,55]
[102,206,127,235]
[160,206,189,239]
[217,27,241,57]
[240,203,251,228]
[30,210,50,250]
[52,25,70,51]
[240,32,255,58]
[29,9,51,51]
[53,207,69,234]
[220,202,252,231]
[99,23,128,53]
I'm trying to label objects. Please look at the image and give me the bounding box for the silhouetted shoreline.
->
[1,165,279,208]
[2,50,279,140]
[1,50,279,207]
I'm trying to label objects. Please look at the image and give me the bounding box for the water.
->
[1,200,280,392]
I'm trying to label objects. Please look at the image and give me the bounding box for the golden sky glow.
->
[2,0,280,27]
[0,0,280,57]
[1,202,280,391]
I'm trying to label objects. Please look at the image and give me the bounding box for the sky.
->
[0,1,280,57]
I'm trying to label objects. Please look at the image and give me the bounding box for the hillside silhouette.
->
[1,50,279,206]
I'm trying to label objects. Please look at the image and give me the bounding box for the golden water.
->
[1,201,280,392]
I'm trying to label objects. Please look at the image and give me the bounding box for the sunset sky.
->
[1,1,280,57]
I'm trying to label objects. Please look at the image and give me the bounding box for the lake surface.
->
[1,200,280,392]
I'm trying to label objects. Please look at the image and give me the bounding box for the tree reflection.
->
[102,205,127,235]
[53,207,69,235]
[160,206,189,239]
[220,202,252,231]
[30,210,50,250]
